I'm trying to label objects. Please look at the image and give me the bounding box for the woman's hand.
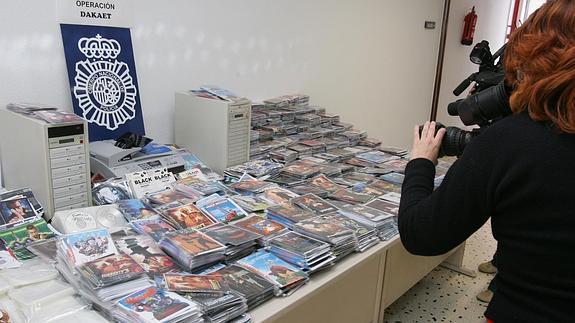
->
[410,121,446,164]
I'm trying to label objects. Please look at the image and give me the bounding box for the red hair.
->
[504,0,575,133]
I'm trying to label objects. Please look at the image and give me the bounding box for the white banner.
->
[57,0,133,27]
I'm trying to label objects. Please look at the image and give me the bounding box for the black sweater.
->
[399,113,575,322]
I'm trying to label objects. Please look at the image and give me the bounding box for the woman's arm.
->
[398,122,494,256]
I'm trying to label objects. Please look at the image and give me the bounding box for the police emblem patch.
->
[73,34,137,130]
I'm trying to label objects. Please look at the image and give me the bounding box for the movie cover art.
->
[294,217,352,238]
[289,185,329,198]
[368,179,401,194]
[35,110,83,124]
[0,218,55,260]
[0,238,21,269]
[147,189,198,206]
[340,205,394,221]
[232,216,285,237]
[131,218,176,242]
[167,230,225,256]
[266,203,315,223]
[200,198,247,223]
[345,158,373,168]
[309,175,343,193]
[357,185,386,197]
[260,187,299,205]
[230,195,269,212]
[329,189,374,204]
[202,223,261,246]
[270,231,326,255]
[343,172,377,183]
[280,163,319,178]
[236,251,307,288]
[380,172,405,185]
[230,180,273,193]
[164,273,227,294]
[0,198,37,227]
[0,309,11,323]
[291,194,338,215]
[117,199,160,221]
[163,204,215,230]
[118,287,194,322]
[175,176,221,195]
[324,214,372,237]
[299,139,326,149]
[27,237,58,263]
[80,253,144,287]
[365,199,399,215]
[62,229,117,266]
[381,159,408,173]
[356,151,396,164]
[214,265,275,298]
[0,187,44,216]
[266,174,306,187]
[116,235,179,276]
[381,192,402,204]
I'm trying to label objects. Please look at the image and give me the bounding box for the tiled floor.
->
[384,221,497,323]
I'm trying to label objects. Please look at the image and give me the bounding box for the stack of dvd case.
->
[236,250,309,296]
[164,272,251,322]
[224,160,283,179]
[293,216,357,260]
[323,213,380,252]
[161,203,216,230]
[269,148,298,163]
[145,188,201,212]
[116,286,202,323]
[115,235,181,279]
[230,195,271,213]
[214,264,276,309]
[130,217,176,243]
[159,229,226,271]
[265,203,315,229]
[174,175,222,196]
[258,187,300,206]
[337,204,397,240]
[76,253,151,301]
[56,229,118,276]
[279,162,320,179]
[289,184,329,198]
[328,188,374,205]
[55,230,153,311]
[117,199,161,221]
[231,215,287,245]
[365,198,399,216]
[201,223,262,263]
[184,291,248,323]
[230,179,276,195]
[291,193,339,215]
[196,194,248,223]
[268,231,335,273]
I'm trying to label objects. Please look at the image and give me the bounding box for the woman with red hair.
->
[398,0,575,321]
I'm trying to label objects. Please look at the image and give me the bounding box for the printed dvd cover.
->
[118,287,196,322]
[164,273,227,294]
[61,229,117,266]
[163,203,215,229]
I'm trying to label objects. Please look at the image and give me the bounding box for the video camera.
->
[434,40,512,157]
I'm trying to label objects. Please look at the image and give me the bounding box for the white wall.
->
[0,0,443,149]
[436,0,512,127]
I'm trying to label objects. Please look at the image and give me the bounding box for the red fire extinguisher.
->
[461,6,477,46]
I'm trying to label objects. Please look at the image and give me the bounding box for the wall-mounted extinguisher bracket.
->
[461,6,478,46]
